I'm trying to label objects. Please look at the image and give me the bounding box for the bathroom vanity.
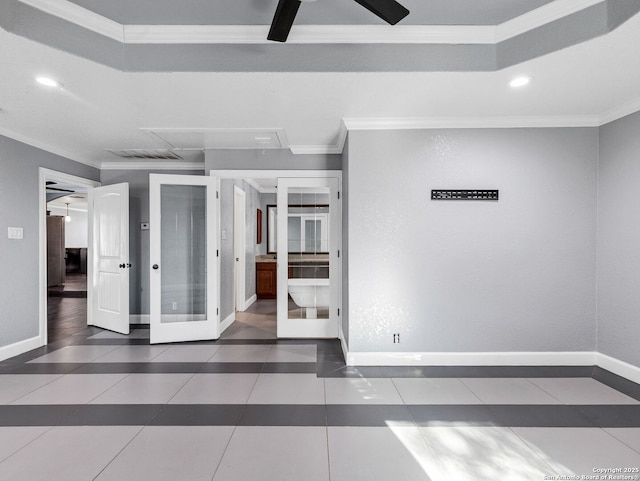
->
[256,255,277,299]
[256,253,330,300]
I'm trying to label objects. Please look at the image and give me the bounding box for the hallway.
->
[0,302,639,480]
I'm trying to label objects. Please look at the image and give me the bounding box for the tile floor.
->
[1,300,640,480]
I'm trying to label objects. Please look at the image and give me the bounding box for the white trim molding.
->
[129,314,150,325]
[0,336,42,362]
[243,294,257,312]
[220,312,235,335]
[596,353,640,385]
[100,161,205,171]
[345,351,598,367]
[18,0,606,45]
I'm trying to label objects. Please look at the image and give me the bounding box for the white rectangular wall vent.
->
[107,149,183,160]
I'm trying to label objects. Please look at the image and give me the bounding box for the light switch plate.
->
[8,227,23,239]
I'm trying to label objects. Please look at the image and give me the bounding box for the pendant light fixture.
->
[65,202,71,222]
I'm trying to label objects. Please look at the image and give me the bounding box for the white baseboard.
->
[129,314,150,325]
[220,312,235,335]
[345,351,598,367]
[242,294,257,311]
[596,353,640,385]
[0,336,42,362]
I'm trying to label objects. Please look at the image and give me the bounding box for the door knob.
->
[127,263,132,268]
[119,263,126,268]
[152,264,159,270]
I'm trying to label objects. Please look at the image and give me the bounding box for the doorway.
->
[211,170,342,340]
[39,168,100,346]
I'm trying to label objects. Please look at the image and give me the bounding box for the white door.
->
[91,183,130,334]
[149,174,218,344]
[277,177,341,338]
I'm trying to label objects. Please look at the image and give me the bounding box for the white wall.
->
[597,110,640,368]
[345,128,598,354]
[47,205,88,247]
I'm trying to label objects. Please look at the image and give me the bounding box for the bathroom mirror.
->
[267,204,330,254]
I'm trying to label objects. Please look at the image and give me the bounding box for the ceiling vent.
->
[106,149,183,160]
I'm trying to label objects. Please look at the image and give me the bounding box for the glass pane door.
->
[150,174,218,344]
[277,177,340,338]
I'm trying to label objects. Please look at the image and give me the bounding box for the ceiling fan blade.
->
[268,0,302,42]
[352,0,409,25]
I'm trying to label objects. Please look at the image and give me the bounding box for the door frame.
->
[233,185,247,311]
[39,168,100,346]
[210,170,342,339]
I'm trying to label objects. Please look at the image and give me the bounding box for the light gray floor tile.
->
[605,428,640,454]
[419,426,553,481]
[513,427,640,477]
[248,374,325,404]
[325,378,404,404]
[0,426,141,481]
[11,374,128,404]
[209,345,272,363]
[0,375,62,404]
[328,427,434,481]
[150,345,220,363]
[460,378,562,404]
[28,345,120,363]
[0,427,50,463]
[90,374,193,404]
[92,345,169,363]
[528,378,639,404]
[170,374,259,404]
[95,426,234,481]
[213,427,329,481]
[266,344,316,363]
[393,378,483,405]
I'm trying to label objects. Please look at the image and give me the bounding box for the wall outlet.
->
[172,301,177,311]
[393,333,400,344]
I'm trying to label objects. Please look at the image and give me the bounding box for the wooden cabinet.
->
[256,262,277,299]
[47,215,66,287]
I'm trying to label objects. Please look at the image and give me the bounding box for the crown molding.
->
[99,161,205,171]
[19,0,124,41]
[598,97,640,126]
[18,0,606,45]
[0,127,101,168]
[343,115,602,131]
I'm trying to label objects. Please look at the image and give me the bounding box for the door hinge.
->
[216,250,219,257]
[216,191,219,199]
[337,191,340,199]
[216,308,219,315]
[338,308,340,316]
[337,250,340,258]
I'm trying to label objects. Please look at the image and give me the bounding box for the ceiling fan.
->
[268,0,410,42]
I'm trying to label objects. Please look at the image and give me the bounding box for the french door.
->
[149,174,218,344]
[277,177,341,338]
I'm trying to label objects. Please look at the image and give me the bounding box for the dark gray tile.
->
[70,363,147,374]
[490,405,596,427]
[577,405,640,427]
[77,339,150,346]
[239,405,326,426]
[409,405,502,427]
[593,367,640,400]
[57,404,163,425]
[327,405,415,427]
[199,362,265,373]
[477,366,594,378]
[150,404,245,426]
[261,362,316,374]
[135,362,207,374]
[1,363,81,375]
[0,405,77,426]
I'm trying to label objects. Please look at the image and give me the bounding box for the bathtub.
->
[288,278,330,319]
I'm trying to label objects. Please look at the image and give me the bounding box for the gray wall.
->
[345,128,598,353]
[597,111,640,367]
[219,179,262,322]
[205,149,341,171]
[0,136,99,348]
[100,169,204,315]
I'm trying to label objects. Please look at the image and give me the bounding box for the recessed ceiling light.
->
[509,76,532,88]
[36,76,63,89]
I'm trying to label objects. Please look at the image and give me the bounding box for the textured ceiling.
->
[66,0,555,26]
